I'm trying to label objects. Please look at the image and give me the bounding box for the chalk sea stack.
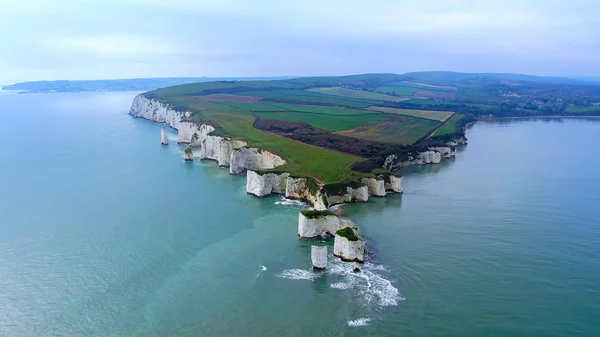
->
[183,147,194,161]
[333,226,364,263]
[311,244,327,269]
[160,129,169,145]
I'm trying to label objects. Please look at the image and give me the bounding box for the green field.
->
[256,111,385,131]
[435,114,464,136]
[565,106,600,114]
[457,88,492,100]
[375,85,417,96]
[265,103,377,115]
[338,116,440,145]
[367,106,453,121]
[308,87,408,101]
[238,90,378,108]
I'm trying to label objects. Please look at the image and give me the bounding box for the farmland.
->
[255,111,386,131]
[337,115,441,145]
[367,106,453,121]
[308,87,408,101]
[435,114,464,136]
[136,72,600,183]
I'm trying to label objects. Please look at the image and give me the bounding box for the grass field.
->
[150,95,364,182]
[308,87,408,101]
[238,90,378,108]
[367,106,453,121]
[435,114,464,136]
[565,106,600,114]
[256,111,386,131]
[265,103,377,115]
[375,85,417,96]
[337,116,440,145]
[456,88,492,100]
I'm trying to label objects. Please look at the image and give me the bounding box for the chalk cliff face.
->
[429,146,455,158]
[360,177,386,196]
[129,95,201,143]
[245,171,328,210]
[298,212,344,238]
[130,94,286,174]
[384,175,403,193]
[325,184,369,206]
[311,245,327,269]
[286,177,328,211]
[230,147,286,175]
[333,227,364,263]
[246,171,290,197]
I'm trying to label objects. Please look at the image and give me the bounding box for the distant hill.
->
[2,77,292,93]
[403,71,591,85]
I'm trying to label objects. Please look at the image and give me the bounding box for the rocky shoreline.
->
[129,94,467,265]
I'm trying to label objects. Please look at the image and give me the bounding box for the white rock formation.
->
[311,245,328,269]
[246,170,290,197]
[429,146,455,158]
[285,177,328,211]
[419,151,442,164]
[129,95,200,143]
[325,184,369,206]
[230,147,286,175]
[384,175,403,193]
[333,227,364,262]
[160,129,169,145]
[183,148,194,161]
[298,211,344,239]
[360,177,386,196]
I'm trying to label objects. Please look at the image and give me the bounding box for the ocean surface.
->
[0,91,599,336]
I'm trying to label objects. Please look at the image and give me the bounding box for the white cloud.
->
[46,35,173,57]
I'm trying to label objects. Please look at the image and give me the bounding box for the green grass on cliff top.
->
[144,75,441,183]
[151,95,364,182]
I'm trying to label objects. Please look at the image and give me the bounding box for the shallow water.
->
[0,92,598,336]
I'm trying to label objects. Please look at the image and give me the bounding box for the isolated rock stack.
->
[160,129,169,145]
[311,244,327,269]
[183,147,194,161]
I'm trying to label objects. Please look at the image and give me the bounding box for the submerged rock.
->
[311,244,327,269]
[333,226,364,263]
[160,129,169,145]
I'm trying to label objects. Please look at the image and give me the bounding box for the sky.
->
[1,0,599,82]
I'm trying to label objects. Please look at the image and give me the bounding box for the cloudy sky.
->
[1,0,598,81]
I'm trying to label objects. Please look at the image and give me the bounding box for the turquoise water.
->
[0,92,599,336]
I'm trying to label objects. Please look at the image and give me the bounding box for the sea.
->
[0,91,598,336]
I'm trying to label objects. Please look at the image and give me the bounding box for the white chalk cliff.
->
[129,94,286,174]
[333,227,364,263]
[360,177,386,196]
[230,147,286,175]
[311,245,328,269]
[298,211,344,238]
[246,170,289,197]
[384,175,403,193]
[325,184,369,206]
